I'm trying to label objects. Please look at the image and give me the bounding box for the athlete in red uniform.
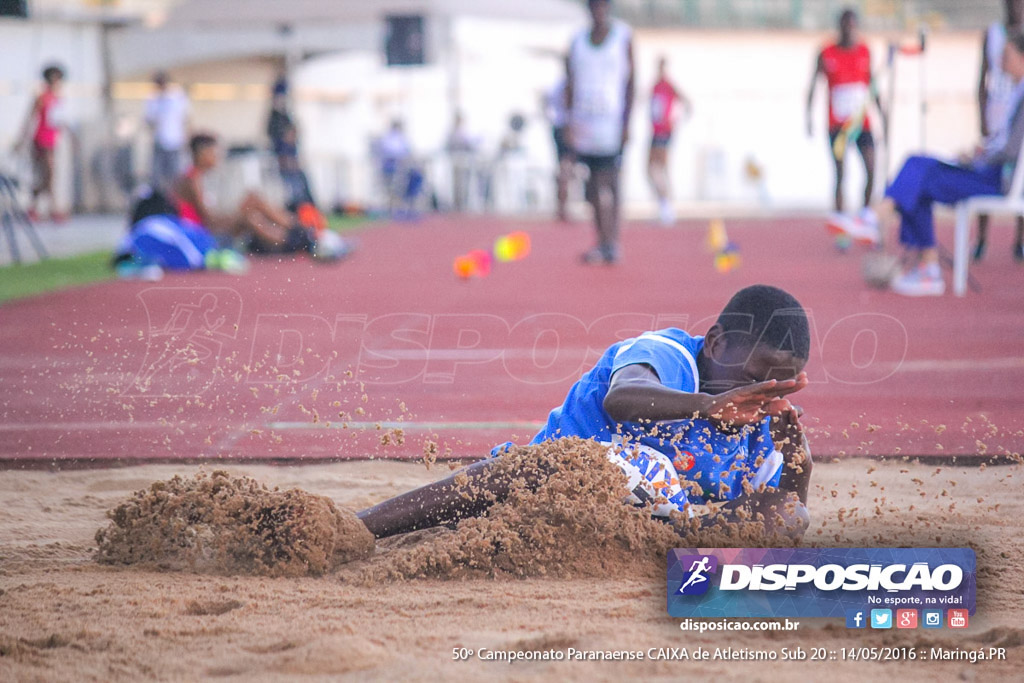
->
[648,57,691,226]
[171,133,290,250]
[14,65,66,222]
[806,9,883,216]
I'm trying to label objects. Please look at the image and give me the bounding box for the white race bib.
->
[831,83,868,122]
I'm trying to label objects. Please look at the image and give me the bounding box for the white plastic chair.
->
[953,138,1024,295]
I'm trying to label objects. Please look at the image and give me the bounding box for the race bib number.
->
[831,83,868,122]
[576,84,616,118]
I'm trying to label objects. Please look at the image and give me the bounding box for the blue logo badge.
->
[922,609,943,629]
[870,609,893,629]
[845,609,867,629]
[676,554,718,596]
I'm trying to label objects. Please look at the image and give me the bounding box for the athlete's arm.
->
[602,363,807,427]
[13,94,43,153]
[805,52,825,137]
[675,83,693,119]
[979,30,991,138]
[868,60,886,139]
[621,37,636,148]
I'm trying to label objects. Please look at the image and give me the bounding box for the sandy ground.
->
[1,458,1022,683]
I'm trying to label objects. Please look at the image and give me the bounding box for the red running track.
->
[1,215,1022,466]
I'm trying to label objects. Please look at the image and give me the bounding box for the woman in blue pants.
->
[846,30,1024,296]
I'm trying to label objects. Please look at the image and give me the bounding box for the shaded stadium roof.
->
[163,0,585,27]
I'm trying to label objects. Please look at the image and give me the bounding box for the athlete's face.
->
[839,13,857,42]
[1008,0,1024,27]
[589,0,610,29]
[701,330,805,394]
[195,144,220,171]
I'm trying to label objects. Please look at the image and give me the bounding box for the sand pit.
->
[1,457,1022,681]
[90,439,793,583]
[94,470,373,577]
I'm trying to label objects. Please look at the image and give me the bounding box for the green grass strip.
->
[0,250,114,304]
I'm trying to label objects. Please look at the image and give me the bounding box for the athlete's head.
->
[42,64,64,87]
[153,70,169,90]
[588,0,611,30]
[838,8,858,43]
[189,133,219,170]
[700,285,810,393]
[1003,31,1024,80]
[657,56,668,79]
[1007,0,1024,28]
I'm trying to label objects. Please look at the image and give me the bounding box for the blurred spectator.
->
[568,0,635,264]
[170,133,293,251]
[276,121,316,208]
[446,111,477,211]
[975,0,1024,261]
[374,120,423,218]
[267,75,294,168]
[14,64,66,223]
[648,56,691,226]
[145,71,190,192]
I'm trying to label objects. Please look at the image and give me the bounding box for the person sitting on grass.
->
[355,284,813,542]
[171,133,306,253]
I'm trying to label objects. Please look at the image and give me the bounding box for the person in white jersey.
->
[145,71,190,192]
[976,0,1024,262]
[567,0,635,265]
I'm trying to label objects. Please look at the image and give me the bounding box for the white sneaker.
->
[827,211,880,246]
[891,264,945,296]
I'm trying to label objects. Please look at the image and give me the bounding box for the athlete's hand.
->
[771,398,812,503]
[705,373,808,428]
[621,127,630,148]
[767,398,804,439]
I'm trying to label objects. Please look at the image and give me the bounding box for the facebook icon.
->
[845,609,867,629]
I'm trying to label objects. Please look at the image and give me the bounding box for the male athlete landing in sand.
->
[355,285,813,542]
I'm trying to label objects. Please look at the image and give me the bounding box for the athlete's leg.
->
[647,144,669,201]
[591,163,621,258]
[241,192,293,228]
[829,129,845,213]
[974,214,990,261]
[858,134,876,209]
[31,144,55,215]
[357,457,552,539]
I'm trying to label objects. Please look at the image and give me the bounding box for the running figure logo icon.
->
[676,554,718,596]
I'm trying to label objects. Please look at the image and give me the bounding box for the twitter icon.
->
[870,609,892,629]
